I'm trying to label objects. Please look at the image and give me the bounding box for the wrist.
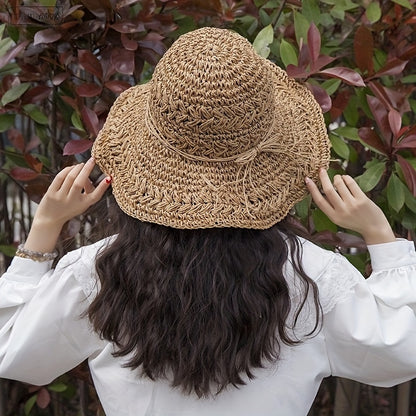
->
[23,218,64,254]
[361,224,396,245]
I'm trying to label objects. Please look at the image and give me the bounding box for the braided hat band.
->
[92,27,330,229]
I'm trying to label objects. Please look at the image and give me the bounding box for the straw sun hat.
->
[92,27,330,229]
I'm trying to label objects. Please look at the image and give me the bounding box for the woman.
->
[1,27,416,416]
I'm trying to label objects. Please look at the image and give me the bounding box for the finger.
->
[60,163,85,194]
[88,176,112,204]
[342,175,365,198]
[332,174,353,202]
[305,176,335,215]
[48,166,78,192]
[69,158,96,194]
[319,169,343,208]
[83,179,95,194]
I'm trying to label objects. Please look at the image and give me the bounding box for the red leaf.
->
[104,80,131,94]
[121,33,138,51]
[358,127,388,155]
[33,28,62,45]
[319,67,366,87]
[52,72,70,86]
[78,50,103,80]
[36,388,51,409]
[25,135,41,152]
[10,167,39,181]
[388,109,402,138]
[395,132,416,150]
[368,81,394,111]
[366,95,392,145]
[0,40,29,68]
[61,96,78,109]
[8,128,24,152]
[372,58,408,78]
[297,41,310,69]
[138,40,167,57]
[330,89,350,121]
[399,44,416,61]
[81,107,99,137]
[405,16,416,24]
[24,154,43,173]
[110,21,145,33]
[25,175,52,204]
[286,64,310,79]
[22,85,52,104]
[111,48,135,75]
[397,155,416,197]
[307,23,321,65]
[75,83,102,97]
[310,55,336,72]
[307,83,332,113]
[63,139,93,155]
[354,26,374,75]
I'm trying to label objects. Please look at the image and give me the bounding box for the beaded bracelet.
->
[15,244,58,262]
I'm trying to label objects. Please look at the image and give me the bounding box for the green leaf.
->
[24,395,37,416]
[279,39,298,67]
[402,75,416,84]
[253,24,274,58]
[263,0,279,7]
[312,209,337,232]
[321,78,341,95]
[0,113,15,132]
[366,2,381,23]
[295,195,311,220]
[294,11,310,45]
[404,186,416,213]
[392,0,413,10]
[343,95,359,126]
[71,111,85,131]
[355,160,386,192]
[333,126,359,141]
[24,104,49,125]
[48,382,68,392]
[1,83,31,106]
[402,211,416,231]
[0,23,5,39]
[0,63,20,77]
[387,174,405,212]
[259,9,272,26]
[0,244,16,257]
[329,133,350,160]
[0,38,14,58]
[302,0,321,23]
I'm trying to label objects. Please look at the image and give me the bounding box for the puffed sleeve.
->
[0,246,104,385]
[322,239,416,386]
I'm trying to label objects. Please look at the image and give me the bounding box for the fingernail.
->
[88,157,95,163]
[105,177,112,184]
[305,177,311,184]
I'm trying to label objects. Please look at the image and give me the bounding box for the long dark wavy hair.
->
[88,200,322,397]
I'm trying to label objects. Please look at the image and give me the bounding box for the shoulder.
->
[294,237,364,314]
[54,236,114,301]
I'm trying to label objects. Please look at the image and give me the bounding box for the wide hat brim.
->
[92,57,330,230]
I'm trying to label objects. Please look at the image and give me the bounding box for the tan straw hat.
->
[92,27,330,229]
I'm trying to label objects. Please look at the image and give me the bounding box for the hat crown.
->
[148,27,275,160]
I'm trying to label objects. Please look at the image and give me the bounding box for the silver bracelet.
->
[15,244,58,262]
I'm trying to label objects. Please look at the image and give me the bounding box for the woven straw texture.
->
[92,27,330,229]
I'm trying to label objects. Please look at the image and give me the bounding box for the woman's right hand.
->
[306,169,395,245]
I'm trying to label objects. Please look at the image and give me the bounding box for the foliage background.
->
[0,0,415,414]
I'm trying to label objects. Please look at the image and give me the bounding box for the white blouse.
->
[1,237,416,416]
